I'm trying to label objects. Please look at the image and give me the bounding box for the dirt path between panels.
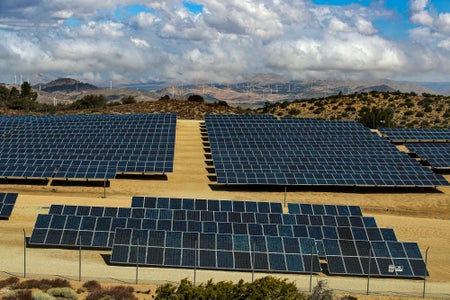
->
[0,120,449,298]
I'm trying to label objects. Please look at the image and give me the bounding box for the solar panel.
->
[0,192,18,219]
[28,196,426,279]
[0,114,177,181]
[405,143,450,170]
[205,115,449,187]
[323,239,428,278]
[110,228,321,274]
[131,196,283,213]
[379,128,450,142]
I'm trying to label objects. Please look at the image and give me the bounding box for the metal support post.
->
[367,245,372,295]
[22,229,26,278]
[136,236,139,285]
[423,247,430,298]
[309,242,314,292]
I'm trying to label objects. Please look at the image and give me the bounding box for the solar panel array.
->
[379,128,450,170]
[28,196,428,278]
[0,192,18,219]
[379,128,450,142]
[323,239,428,277]
[205,115,449,187]
[111,228,321,273]
[406,143,450,169]
[0,114,176,180]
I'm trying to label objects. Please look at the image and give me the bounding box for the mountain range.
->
[29,75,450,107]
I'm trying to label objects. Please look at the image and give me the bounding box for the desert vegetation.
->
[0,83,449,128]
[259,91,450,128]
[0,276,356,300]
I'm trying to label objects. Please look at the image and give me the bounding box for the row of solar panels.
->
[215,171,447,186]
[379,128,450,142]
[214,162,436,174]
[379,128,450,169]
[28,196,428,277]
[109,228,425,277]
[0,114,176,179]
[130,197,284,213]
[111,228,321,273]
[205,115,449,187]
[130,196,362,216]
[0,192,18,219]
[40,205,377,227]
[406,143,450,170]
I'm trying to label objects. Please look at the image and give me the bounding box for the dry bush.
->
[46,287,77,299]
[82,280,102,292]
[86,285,136,300]
[15,278,71,291]
[0,277,20,289]
[2,290,32,300]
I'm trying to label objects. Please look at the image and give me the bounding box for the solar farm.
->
[0,114,176,181]
[379,128,450,171]
[28,196,428,278]
[205,115,449,187]
[0,114,449,297]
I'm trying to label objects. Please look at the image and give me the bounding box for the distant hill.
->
[34,78,98,93]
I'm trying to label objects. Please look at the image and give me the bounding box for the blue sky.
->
[0,0,449,85]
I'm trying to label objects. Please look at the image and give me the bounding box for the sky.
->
[0,0,449,85]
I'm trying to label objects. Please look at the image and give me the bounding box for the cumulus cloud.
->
[0,0,449,84]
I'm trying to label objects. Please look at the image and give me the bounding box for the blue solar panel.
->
[205,115,449,187]
[0,193,18,219]
[379,128,450,142]
[323,239,429,277]
[29,196,425,279]
[110,228,321,274]
[0,114,176,180]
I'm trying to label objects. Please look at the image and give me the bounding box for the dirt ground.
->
[0,119,449,298]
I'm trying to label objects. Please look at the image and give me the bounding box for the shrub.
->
[16,279,71,291]
[187,94,204,102]
[155,276,306,300]
[289,108,301,115]
[32,291,55,300]
[86,286,136,300]
[121,96,136,104]
[82,280,102,292]
[4,290,33,300]
[46,287,77,299]
[0,276,20,288]
[308,280,333,300]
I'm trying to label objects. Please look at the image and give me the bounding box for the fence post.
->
[136,236,139,285]
[423,246,430,298]
[22,229,26,278]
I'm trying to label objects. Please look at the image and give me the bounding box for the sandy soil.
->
[0,120,449,298]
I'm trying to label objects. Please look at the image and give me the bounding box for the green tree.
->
[358,106,394,128]
[154,276,306,300]
[0,85,10,102]
[70,94,107,109]
[121,95,136,104]
[187,94,204,102]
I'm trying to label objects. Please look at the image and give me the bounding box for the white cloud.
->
[436,13,450,34]
[132,12,158,28]
[51,10,74,19]
[410,0,429,12]
[438,38,450,50]
[410,10,434,26]
[0,0,449,84]
[203,0,283,40]
[355,17,376,35]
[130,37,150,48]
